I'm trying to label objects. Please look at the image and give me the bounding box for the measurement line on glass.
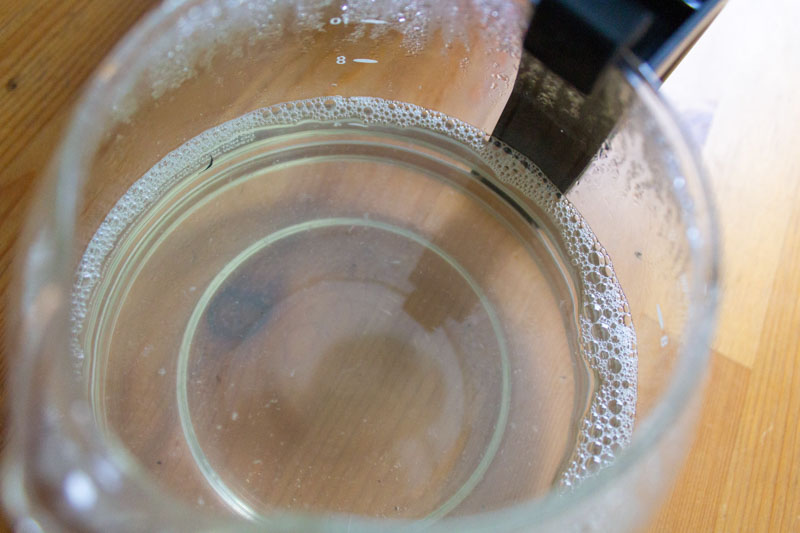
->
[336,56,378,64]
[329,15,388,25]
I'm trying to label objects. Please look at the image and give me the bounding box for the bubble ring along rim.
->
[175,217,511,523]
[38,1,718,531]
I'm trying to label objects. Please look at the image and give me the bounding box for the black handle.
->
[491,0,725,194]
[525,0,726,93]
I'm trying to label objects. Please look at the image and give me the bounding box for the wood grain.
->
[1,0,799,531]
[651,0,800,530]
[0,1,162,530]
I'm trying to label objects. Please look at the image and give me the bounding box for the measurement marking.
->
[360,18,388,24]
[656,303,664,329]
[352,58,378,64]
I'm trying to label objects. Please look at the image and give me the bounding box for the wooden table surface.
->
[1,0,798,531]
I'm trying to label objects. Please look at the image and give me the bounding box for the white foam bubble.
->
[73,95,637,489]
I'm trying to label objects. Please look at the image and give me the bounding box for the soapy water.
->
[72,96,636,515]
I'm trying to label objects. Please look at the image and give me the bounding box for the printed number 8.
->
[336,56,346,64]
